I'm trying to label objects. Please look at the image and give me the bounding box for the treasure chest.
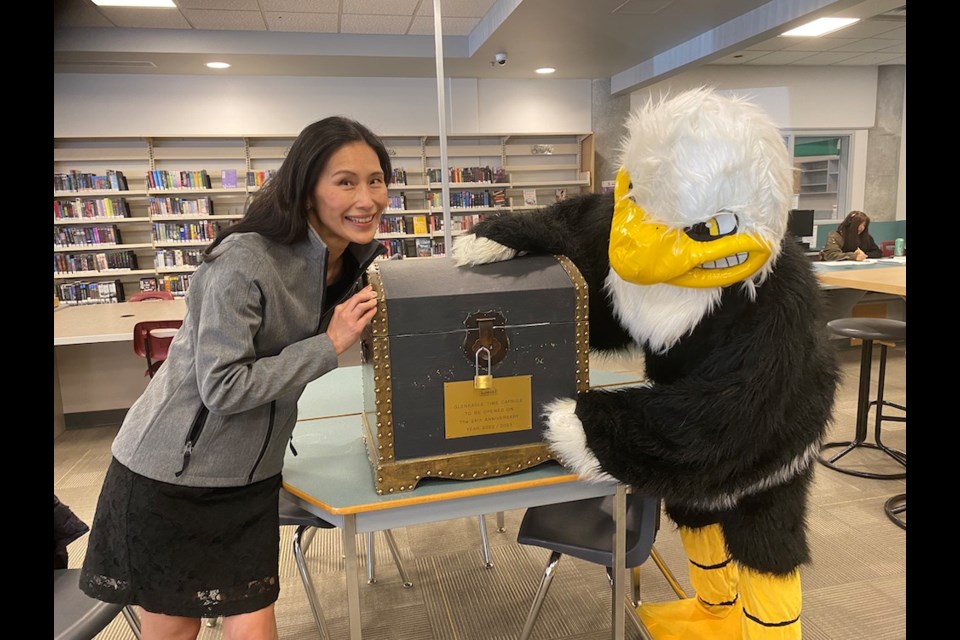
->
[360,254,589,494]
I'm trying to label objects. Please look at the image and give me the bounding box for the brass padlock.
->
[474,346,493,390]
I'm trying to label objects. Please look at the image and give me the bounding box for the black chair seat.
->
[516,494,659,640]
[826,317,907,342]
[279,496,337,529]
[55,568,140,640]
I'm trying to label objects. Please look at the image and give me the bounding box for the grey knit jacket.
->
[111,227,384,487]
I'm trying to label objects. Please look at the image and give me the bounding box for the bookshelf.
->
[54,132,594,301]
[795,155,840,219]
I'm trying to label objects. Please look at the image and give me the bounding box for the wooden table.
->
[814,263,906,297]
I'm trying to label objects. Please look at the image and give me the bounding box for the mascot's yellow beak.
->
[608,168,771,288]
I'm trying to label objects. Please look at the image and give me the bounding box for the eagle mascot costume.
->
[452,88,839,640]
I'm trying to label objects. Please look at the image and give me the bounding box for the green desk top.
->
[285,366,642,519]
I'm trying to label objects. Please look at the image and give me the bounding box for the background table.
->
[53,299,186,436]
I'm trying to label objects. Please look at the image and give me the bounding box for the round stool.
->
[818,318,906,479]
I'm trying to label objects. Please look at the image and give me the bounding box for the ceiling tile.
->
[782,38,860,53]
[709,50,770,64]
[182,9,267,30]
[344,0,420,15]
[416,0,498,18]
[408,15,479,36]
[260,0,340,11]
[829,38,899,53]
[263,11,338,33]
[838,52,906,65]
[341,14,413,35]
[791,51,866,65]
[746,51,821,65]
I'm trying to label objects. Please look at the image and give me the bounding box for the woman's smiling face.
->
[308,141,388,251]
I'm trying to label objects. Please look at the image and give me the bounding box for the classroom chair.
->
[818,318,906,479]
[54,568,142,640]
[515,494,660,640]
[132,319,183,378]
[128,291,175,302]
[279,494,412,639]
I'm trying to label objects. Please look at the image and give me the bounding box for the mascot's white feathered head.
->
[610,87,793,290]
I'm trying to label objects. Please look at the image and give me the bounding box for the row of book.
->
[155,248,204,269]
[425,166,509,184]
[378,237,447,259]
[248,170,276,188]
[140,275,191,296]
[378,213,487,235]
[149,196,214,216]
[57,279,126,305]
[428,190,506,208]
[54,224,122,247]
[54,197,131,220]
[146,169,213,191]
[54,170,129,193]
[54,250,140,274]
[152,221,222,243]
[390,168,408,185]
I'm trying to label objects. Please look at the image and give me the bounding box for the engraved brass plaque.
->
[444,375,532,439]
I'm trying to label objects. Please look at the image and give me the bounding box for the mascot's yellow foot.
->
[637,597,742,640]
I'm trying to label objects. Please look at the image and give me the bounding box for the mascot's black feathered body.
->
[452,88,839,640]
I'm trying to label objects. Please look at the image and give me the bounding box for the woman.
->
[79,116,390,640]
[819,210,882,261]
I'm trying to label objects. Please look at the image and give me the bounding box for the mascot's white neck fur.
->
[605,271,761,355]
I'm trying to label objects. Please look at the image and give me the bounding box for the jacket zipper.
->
[175,404,209,477]
[247,400,276,482]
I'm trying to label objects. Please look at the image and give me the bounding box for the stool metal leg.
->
[871,344,907,465]
[818,339,906,479]
[884,493,906,530]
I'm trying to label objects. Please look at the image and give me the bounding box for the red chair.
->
[128,291,175,302]
[133,320,183,378]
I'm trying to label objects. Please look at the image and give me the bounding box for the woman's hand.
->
[326,285,379,355]
[854,248,867,261]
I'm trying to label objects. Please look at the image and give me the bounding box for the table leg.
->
[612,484,626,640]
[343,515,363,640]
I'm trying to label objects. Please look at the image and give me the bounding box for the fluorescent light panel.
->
[781,17,859,37]
[535,67,556,74]
[205,62,231,69]
[91,0,177,7]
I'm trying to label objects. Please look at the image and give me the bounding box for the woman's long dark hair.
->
[836,210,872,253]
[203,116,392,261]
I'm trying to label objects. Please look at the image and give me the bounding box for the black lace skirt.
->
[79,457,282,618]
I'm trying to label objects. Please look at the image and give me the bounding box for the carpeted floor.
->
[54,343,906,640]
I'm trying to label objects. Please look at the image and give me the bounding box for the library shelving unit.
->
[382,132,594,258]
[54,132,594,302]
[795,155,840,220]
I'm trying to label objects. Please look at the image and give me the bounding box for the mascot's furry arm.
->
[455,195,633,352]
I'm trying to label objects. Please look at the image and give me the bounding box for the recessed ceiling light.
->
[206,62,231,69]
[91,0,177,7]
[781,17,859,37]
[535,67,556,75]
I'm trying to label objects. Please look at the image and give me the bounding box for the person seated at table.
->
[819,210,882,261]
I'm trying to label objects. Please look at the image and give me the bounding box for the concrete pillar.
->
[864,65,905,221]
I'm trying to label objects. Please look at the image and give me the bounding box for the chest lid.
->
[366,255,580,336]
